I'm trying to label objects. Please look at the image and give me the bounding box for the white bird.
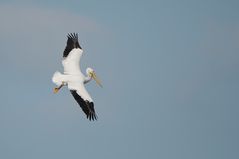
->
[52,33,102,121]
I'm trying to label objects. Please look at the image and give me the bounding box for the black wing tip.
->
[67,32,78,41]
[63,32,82,57]
[70,90,98,121]
[87,110,98,121]
[86,102,98,121]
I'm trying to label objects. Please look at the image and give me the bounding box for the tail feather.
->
[52,71,64,86]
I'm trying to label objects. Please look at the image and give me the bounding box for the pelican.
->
[52,33,102,121]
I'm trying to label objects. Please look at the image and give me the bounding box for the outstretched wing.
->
[62,33,83,75]
[63,33,82,58]
[70,90,97,121]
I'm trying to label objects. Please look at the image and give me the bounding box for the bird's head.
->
[86,67,102,87]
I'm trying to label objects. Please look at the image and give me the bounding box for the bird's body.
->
[52,33,101,121]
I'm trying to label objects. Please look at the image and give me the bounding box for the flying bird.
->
[52,33,102,121]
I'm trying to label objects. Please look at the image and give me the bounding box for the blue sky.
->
[0,0,239,159]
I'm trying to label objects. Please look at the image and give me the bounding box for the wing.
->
[62,33,83,75]
[70,90,97,121]
[63,33,82,58]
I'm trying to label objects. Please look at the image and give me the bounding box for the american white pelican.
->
[52,33,102,121]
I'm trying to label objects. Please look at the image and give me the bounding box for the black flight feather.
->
[70,90,97,121]
[63,33,82,58]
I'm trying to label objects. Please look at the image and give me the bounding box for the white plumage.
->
[52,33,101,121]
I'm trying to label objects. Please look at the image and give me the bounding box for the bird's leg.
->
[54,83,64,93]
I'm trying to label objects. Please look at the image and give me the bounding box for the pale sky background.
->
[0,0,239,159]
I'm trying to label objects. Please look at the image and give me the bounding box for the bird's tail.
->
[52,71,64,86]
